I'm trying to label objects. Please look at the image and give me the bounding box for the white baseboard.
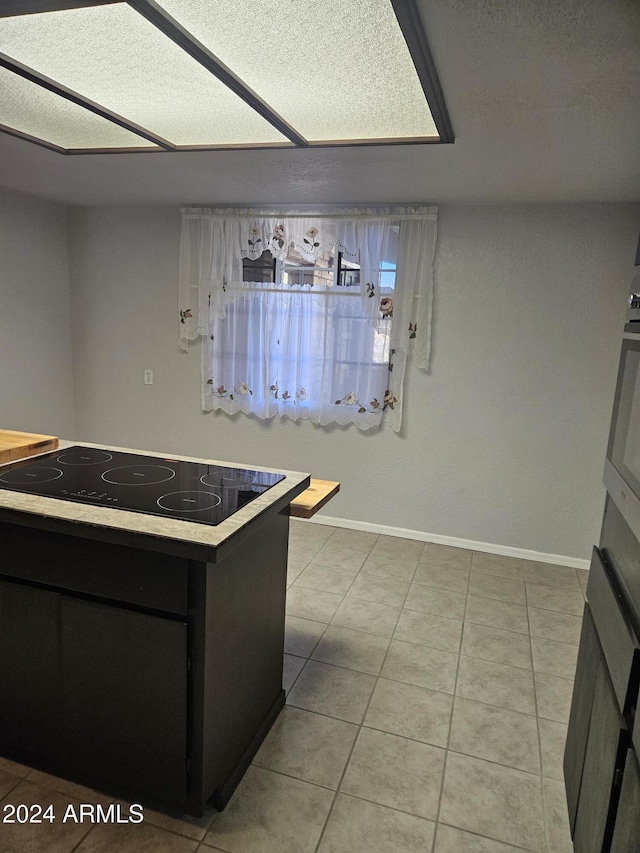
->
[297,513,591,571]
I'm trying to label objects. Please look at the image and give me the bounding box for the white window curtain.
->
[178,206,437,432]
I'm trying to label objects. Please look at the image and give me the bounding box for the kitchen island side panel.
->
[201,507,290,806]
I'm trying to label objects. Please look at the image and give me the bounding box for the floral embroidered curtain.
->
[178,206,438,431]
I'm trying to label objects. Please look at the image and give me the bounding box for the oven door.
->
[604,330,640,541]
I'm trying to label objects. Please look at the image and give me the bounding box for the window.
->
[208,245,395,425]
[179,208,437,432]
[241,248,397,371]
[242,248,395,292]
[241,253,276,283]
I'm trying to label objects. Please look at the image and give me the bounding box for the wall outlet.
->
[144,369,153,385]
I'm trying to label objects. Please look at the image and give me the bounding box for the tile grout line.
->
[436,821,538,853]
[524,572,553,853]
[285,672,551,728]
[289,535,380,666]
[286,529,385,853]
[308,533,386,853]
[284,563,371,701]
[285,535,406,698]
[67,823,95,853]
[1,770,26,800]
[468,569,584,610]
[253,762,454,821]
[430,550,472,852]
[0,774,94,853]
[311,536,426,853]
[285,539,337,668]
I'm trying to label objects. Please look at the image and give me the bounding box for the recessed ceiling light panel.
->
[0,65,156,150]
[0,0,449,153]
[0,4,289,146]
[156,0,439,142]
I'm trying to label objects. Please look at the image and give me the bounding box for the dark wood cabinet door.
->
[573,661,628,853]
[610,748,640,853]
[565,605,602,834]
[0,580,63,766]
[61,597,188,807]
[587,547,640,715]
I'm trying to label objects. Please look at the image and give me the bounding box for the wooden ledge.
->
[290,479,340,519]
[0,430,59,464]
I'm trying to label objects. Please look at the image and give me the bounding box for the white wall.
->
[67,203,640,561]
[0,188,75,436]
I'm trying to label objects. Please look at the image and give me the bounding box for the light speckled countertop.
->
[0,440,310,555]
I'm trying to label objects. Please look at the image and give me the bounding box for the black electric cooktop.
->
[0,446,285,526]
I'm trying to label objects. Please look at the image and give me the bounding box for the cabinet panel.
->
[0,523,188,614]
[564,605,601,833]
[0,580,63,766]
[610,747,640,853]
[573,661,628,853]
[600,496,640,649]
[634,681,640,757]
[61,598,188,807]
[201,509,289,804]
[588,547,640,714]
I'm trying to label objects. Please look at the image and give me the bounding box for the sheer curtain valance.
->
[178,206,438,431]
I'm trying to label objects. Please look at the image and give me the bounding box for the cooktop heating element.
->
[0,446,285,526]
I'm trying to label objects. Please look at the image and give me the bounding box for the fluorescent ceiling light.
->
[156,0,437,142]
[0,0,453,155]
[0,4,288,146]
[0,64,158,150]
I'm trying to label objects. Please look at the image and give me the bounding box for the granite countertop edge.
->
[0,439,310,551]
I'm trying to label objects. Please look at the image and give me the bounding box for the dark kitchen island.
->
[0,441,310,817]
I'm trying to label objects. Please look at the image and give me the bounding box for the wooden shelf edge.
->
[290,479,340,519]
[0,430,59,465]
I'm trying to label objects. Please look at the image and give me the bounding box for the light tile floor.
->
[0,520,587,852]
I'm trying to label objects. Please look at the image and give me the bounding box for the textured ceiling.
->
[0,0,638,205]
